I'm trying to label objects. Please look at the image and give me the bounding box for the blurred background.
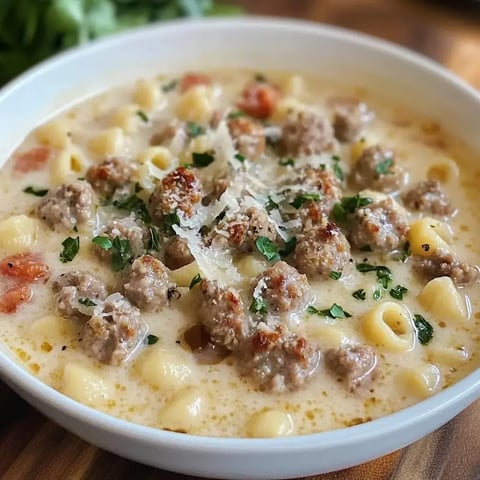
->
[1,0,480,87]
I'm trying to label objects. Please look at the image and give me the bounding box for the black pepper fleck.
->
[421,243,430,252]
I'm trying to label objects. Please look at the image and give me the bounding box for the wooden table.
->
[2,1,480,479]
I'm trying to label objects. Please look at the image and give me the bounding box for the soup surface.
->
[0,70,479,438]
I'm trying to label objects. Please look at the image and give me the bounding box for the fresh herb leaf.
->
[147,225,160,252]
[329,271,342,280]
[333,195,373,221]
[234,153,246,163]
[401,241,411,262]
[146,334,159,345]
[111,236,132,272]
[373,289,382,300]
[332,155,344,181]
[375,157,394,175]
[189,273,202,290]
[60,236,79,263]
[254,73,267,82]
[227,111,245,120]
[192,151,215,167]
[134,182,143,193]
[92,236,113,251]
[414,314,434,345]
[279,236,297,258]
[136,110,149,122]
[319,163,326,171]
[356,263,393,289]
[113,194,151,223]
[163,211,180,236]
[279,158,294,167]
[186,121,204,138]
[265,196,279,212]
[255,236,280,262]
[78,298,96,307]
[162,79,178,92]
[308,303,352,319]
[290,193,321,209]
[73,225,78,233]
[390,285,408,300]
[359,244,372,252]
[249,296,268,315]
[352,289,366,301]
[23,186,48,197]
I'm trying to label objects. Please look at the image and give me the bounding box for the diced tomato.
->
[0,253,50,282]
[0,285,32,313]
[14,146,51,173]
[237,81,281,119]
[179,73,212,93]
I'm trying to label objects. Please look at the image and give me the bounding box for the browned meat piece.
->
[413,249,479,287]
[124,255,174,310]
[353,145,406,192]
[348,197,409,252]
[228,117,266,160]
[83,293,146,365]
[210,207,276,253]
[164,236,194,269]
[93,214,148,261]
[402,180,455,216]
[51,270,108,320]
[252,261,310,315]
[149,167,203,222]
[294,222,351,276]
[198,279,251,350]
[86,157,134,197]
[325,344,378,391]
[236,323,320,393]
[281,110,335,156]
[37,181,93,230]
[332,99,373,143]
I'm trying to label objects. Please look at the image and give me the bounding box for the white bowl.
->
[1,17,480,480]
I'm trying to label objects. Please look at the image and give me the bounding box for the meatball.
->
[402,180,455,216]
[281,110,335,156]
[253,261,310,315]
[353,145,406,192]
[86,157,134,198]
[51,270,108,320]
[348,197,410,252]
[228,117,266,160]
[210,207,277,253]
[164,236,194,270]
[149,167,203,222]
[332,99,373,143]
[413,249,479,287]
[83,293,146,365]
[124,255,174,310]
[236,323,320,393]
[37,181,93,230]
[198,279,251,350]
[294,222,351,276]
[325,344,378,391]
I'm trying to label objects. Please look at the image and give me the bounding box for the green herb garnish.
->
[265,196,279,212]
[186,121,204,138]
[279,236,297,258]
[332,155,344,181]
[192,151,215,167]
[249,297,268,315]
[279,158,294,167]
[111,236,132,272]
[254,73,267,82]
[146,334,159,345]
[359,245,372,252]
[352,289,366,301]
[163,211,180,236]
[78,298,96,307]
[189,273,202,290]
[307,303,352,319]
[92,236,113,250]
[136,110,149,123]
[389,285,408,300]
[23,186,48,197]
[290,193,321,209]
[414,314,434,345]
[373,289,382,301]
[60,236,79,263]
[147,225,160,252]
[255,236,280,262]
[375,157,394,175]
[356,263,393,289]
[333,194,373,221]
[113,194,151,223]
[234,153,246,163]
[227,111,245,120]
[162,80,178,92]
[329,271,342,280]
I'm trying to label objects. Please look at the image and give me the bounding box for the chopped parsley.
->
[333,195,373,222]
[23,186,48,197]
[290,193,320,209]
[163,211,181,236]
[192,151,215,167]
[227,111,245,120]
[373,289,382,301]
[255,236,280,262]
[234,153,246,163]
[111,236,133,272]
[329,271,342,280]
[186,121,204,138]
[352,289,366,301]
[249,297,268,315]
[146,334,159,345]
[375,157,394,175]
[359,245,372,252]
[136,110,149,123]
[279,236,297,258]
[254,73,267,82]
[78,298,96,307]
[189,273,202,290]
[414,314,434,345]
[389,285,408,300]
[265,196,279,213]
[332,155,344,181]
[279,158,295,167]
[147,225,160,252]
[307,303,352,319]
[356,263,393,289]
[91,236,112,250]
[59,236,79,263]
[113,194,151,223]
[162,79,178,92]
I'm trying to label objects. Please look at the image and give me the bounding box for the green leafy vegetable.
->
[92,236,112,250]
[227,111,244,120]
[329,271,342,280]
[146,334,159,345]
[352,289,366,301]
[59,236,79,263]
[162,79,178,92]
[254,73,267,82]
[390,285,408,300]
[414,314,434,345]
[333,194,373,222]
[78,298,96,307]
[290,193,321,209]
[307,304,351,319]
[265,196,279,213]
[113,194,151,223]
[23,186,48,197]
[186,121,204,138]
[279,158,294,167]
[332,155,344,181]
[234,153,245,163]
[163,211,180,236]
[111,236,132,272]
[147,225,160,252]
[279,236,297,258]
[375,157,394,175]
[189,273,202,290]
[136,110,148,122]
[373,289,382,301]
[356,263,393,289]
[192,151,214,167]
[255,236,280,262]
[249,296,267,315]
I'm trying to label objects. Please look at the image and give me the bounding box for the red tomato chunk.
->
[0,253,50,282]
[0,285,32,313]
[14,146,51,173]
[180,73,212,93]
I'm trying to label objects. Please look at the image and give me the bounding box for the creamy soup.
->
[0,70,479,438]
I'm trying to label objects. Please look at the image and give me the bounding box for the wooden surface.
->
[2,1,480,479]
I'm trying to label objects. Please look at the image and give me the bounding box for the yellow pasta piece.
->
[35,120,71,150]
[169,261,202,287]
[401,363,441,398]
[137,146,172,170]
[29,314,75,342]
[427,345,469,366]
[283,74,304,97]
[112,104,142,133]
[362,301,415,352]
[417,276,468,322]
[50,146,87,185]
[236,255,269,279]
[408,218,452,257]
[271,97,305,122]
[305,324,347,349]
[179,134,212,165]
[0,215,38,253]
[176,85,214,124]
[350,134,380,162]
[88,128,125,157]
[133,78,162,110]
[246,410,294,438]
[427,156,460,184]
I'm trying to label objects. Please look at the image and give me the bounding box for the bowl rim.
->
[1,16,480,452]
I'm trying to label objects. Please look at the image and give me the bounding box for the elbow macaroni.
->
[427,156,460,184]
[133,78,162,110]
[137,146,172,171]
[246,410,294,438]
[88,128,125,157]
[112,104,142,133]
[408,218,453,256]
[0,215,38,253]
[35,120,71,150]
[176,85,214,124]
[169,261,202,287]
[401,363,441,398]
[50,146,87,185]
